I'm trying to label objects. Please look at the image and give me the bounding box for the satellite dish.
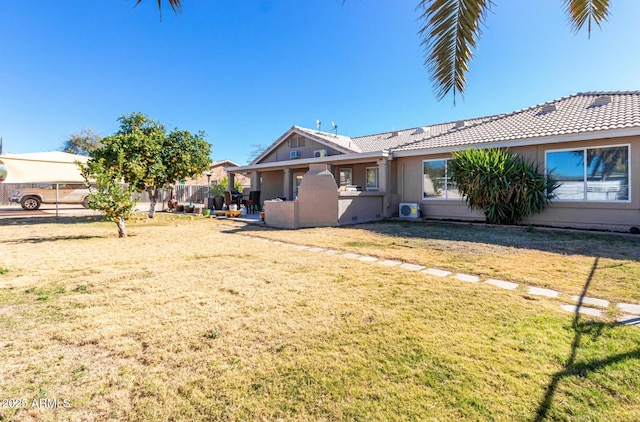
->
[331,121,338,136]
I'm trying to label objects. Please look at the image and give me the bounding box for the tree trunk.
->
[148,188,158,218]
[116,218,127,238]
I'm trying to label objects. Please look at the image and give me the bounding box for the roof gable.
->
[251,126,361,165]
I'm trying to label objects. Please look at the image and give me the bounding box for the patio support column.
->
[283,168,292,200]
[251,171,261,191]
[377,157,391,217]
[227,172,236,191]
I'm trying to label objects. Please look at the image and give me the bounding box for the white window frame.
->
[545,143,631,202]
[422,158,456,200]
[365,167,379,190]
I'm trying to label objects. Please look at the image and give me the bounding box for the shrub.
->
[451,148,558,225]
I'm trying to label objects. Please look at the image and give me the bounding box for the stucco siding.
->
[393,135,640,231]
[260,137,343,163]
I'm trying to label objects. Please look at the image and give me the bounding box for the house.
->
[227,91,640,232]
[186,160,250,188]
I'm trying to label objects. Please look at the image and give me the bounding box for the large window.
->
[423,159,459,199]
[546,145,629,201]
[366,167,378,190]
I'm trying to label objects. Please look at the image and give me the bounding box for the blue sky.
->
[1,0,639,165]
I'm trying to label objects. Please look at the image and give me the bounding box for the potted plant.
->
[202,208,211,217]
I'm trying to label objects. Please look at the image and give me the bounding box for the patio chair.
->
[243,191,261,214]
[223,191,235,210]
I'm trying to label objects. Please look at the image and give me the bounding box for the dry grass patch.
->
[238,220,640,304]
[0,214,639,421]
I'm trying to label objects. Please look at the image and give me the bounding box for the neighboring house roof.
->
[211,160,240,167]
[394,91,640,154]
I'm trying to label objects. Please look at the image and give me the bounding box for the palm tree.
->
[147,0,611,103]
[137,0,182,18]
[418,0,611,103]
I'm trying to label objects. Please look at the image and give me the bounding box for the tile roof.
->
[251,91,640,168]
[394,91,640,153]
[293,126,362,153]
[350,117,495,152]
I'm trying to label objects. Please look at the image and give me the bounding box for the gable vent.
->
[538,104,557,115]
[590,95,612,108]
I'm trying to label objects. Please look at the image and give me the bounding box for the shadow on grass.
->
[226,219,640,261]
[533,257,640,421]
[0,216,104,227]
[0,234,107,244]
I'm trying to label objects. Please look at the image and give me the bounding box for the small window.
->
[290,135,306,148]
[339,168,352,186]
[366,167,378,190]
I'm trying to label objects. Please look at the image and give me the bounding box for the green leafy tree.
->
[60,129,103,156]
[451,148,558,225]
[88,112,212,219]
[80,158,139,238]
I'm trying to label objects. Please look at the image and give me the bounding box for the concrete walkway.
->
[232,231,640,328]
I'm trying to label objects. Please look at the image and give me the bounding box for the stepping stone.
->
[324,250,340,255]
[485,278,518,290]
[308,247,326,253]
[560,304,604,317]
[343,253,361,259]
[528,287,559,298]
[455,273,480,283]
[571,296,610,308]
[618,303,640,314]
[273,241,285,245]
[379,260,402,266]
[423,268,451,277]
[294,245,310,250]
[617,314,640,326]
[399,263,425,271]
[358,256,378,263]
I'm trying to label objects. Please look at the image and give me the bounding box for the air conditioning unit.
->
[290,150,300,159]
[399,203,419,218]
[313,149,328,158]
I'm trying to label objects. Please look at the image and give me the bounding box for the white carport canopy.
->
[0,151,88,183]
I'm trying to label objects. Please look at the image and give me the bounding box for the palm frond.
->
[135,0,183,19]
[562,0,610,36]
[417,0,493,103]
